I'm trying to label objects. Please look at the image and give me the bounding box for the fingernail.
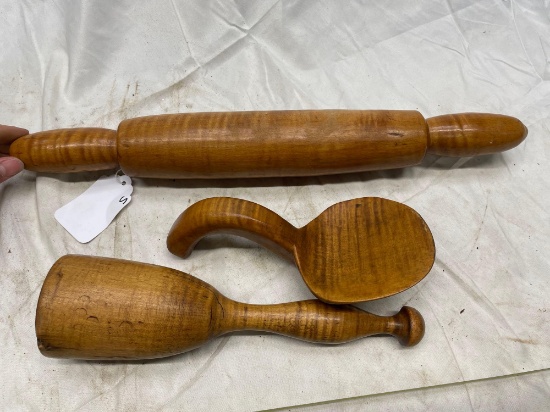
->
[0,157,24,178]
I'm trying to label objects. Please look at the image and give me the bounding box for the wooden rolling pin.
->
[36,255,425,360]
[11,110,526,178]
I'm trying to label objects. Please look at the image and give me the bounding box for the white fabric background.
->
[1,1,549,410]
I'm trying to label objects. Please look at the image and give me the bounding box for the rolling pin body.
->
[116,110,426,178]
[11,110,527,178]
[36,255,424,360]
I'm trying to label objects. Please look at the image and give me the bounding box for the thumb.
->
[0,157,24,183]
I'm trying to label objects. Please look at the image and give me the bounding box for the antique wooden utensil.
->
[11,110,526,178]
[36,255,425,360]
[167,197,435,304]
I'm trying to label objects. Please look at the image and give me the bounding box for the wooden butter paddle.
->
[10,110,526,178]
[168,197,435,304]
[36,255,425,360]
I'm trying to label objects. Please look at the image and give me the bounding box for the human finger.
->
[0,125,29,144]
[0,157,24,183]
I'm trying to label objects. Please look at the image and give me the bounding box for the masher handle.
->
[220,300,425,347]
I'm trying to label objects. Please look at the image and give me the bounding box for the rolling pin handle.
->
[426,113,527,157]
[9,128,118,173]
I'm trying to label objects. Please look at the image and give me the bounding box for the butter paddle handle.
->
[167,197,297,260]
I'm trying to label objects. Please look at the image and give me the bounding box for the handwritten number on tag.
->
[54,175,133,243]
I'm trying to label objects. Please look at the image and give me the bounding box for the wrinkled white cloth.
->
[1,1,549,410]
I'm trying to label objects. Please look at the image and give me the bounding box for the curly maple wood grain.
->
[35,255,425,360]
[426,113,528,156]
[167,197,297,261]
[9,128,117,173]
[10,111,527,177]
[116,110,427,178]
[167,197,435,304]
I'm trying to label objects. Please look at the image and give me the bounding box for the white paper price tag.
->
[54,175,133,243]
